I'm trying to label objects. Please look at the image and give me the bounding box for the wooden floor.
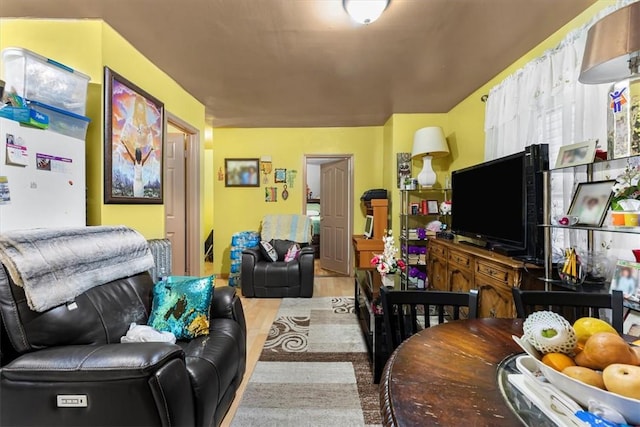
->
[218,274,354,427]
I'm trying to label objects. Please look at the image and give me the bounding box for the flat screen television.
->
[451,151,527,254]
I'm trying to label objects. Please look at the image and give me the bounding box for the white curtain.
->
[483,4,633,162]
[484,0,638,262]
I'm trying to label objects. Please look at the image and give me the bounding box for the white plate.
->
[512,335,640,425]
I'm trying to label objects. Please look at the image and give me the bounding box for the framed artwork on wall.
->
[397,152,411,188]
[274,168,287,183]
[104,67,165,204]
[225,158,260,187]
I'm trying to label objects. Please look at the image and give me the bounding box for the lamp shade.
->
[411,127,449,159]
[579,1,640,84]
[343,0,389,25]
[411,127,449,188]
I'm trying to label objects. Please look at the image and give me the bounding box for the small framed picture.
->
[397,152,411,188]
[554,140,598,169]
[623,309,640,337]
[427,200,439,214]
[567,179,615,226]
[274,168,287,183]
[224,158,260,187]
[410,203,420,215]
[610,259,640,303]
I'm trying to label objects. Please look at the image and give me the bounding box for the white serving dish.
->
[513,335,640,425]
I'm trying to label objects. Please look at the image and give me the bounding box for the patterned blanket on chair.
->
[0,226,154,312]
[260,214,312,243]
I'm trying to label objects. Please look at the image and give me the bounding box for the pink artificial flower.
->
[377,263,390,274]
[370,255,380,267]
[397,259,406,270]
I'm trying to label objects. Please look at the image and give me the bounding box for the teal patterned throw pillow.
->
[148,275,214,340]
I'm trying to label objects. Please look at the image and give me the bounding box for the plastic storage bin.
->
[2,47,90,116]
[228,231,260,287]
[28,100,90,140]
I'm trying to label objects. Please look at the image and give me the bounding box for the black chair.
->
[380,287,479,354]
[511,288,624,334]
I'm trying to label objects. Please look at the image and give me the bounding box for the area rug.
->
[231,297,381,427]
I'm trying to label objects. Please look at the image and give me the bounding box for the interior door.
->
[320,158,350,274]
[165,130,187,276]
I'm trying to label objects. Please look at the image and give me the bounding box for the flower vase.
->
[381,273,395,288]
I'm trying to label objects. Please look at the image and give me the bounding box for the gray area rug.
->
[231,297,381,427]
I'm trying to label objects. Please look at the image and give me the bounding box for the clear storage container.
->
[28,100,90,140]
[2,47,90,116]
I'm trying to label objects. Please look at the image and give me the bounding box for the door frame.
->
[303,154,354,276]
[166,112,201,277]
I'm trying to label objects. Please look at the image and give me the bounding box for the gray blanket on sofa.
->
[0,226,155,312]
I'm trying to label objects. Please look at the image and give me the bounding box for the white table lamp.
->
[411,127,449,188]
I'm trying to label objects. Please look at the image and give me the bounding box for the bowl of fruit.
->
[513,311,640,424]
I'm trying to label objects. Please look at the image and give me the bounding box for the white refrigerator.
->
[0,117,86,232]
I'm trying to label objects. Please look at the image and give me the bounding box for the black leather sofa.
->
[241,239,315,298]
[0,266,246,427]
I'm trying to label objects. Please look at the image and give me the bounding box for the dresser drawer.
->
[429,241,447,260]
[475,278,516,318]
[448,249,472,270]
[475,260,511,285]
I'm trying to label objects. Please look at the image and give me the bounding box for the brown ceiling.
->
[1,0,596,128]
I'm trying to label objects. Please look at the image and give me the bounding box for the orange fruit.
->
[542,352,576,372]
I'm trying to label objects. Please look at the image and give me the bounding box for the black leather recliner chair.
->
[241,239,315,298]
[0,266,246,427]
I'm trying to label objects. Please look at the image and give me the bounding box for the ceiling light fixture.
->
[343,0,390,25]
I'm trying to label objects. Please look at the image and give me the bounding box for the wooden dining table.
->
[379,318,526,426]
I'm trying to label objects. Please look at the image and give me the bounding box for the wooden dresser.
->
[352,198,388,269]
[427,238,543,318]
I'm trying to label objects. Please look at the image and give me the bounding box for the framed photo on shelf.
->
[623,309,640,337]
[224,158,260,187]
[104,67,165,204]
[274,168,287,183]
[427,200,439,214]
[610,259,640,303]
[554,140,597,169]
[410,203,420,215]
[566,179,615,226]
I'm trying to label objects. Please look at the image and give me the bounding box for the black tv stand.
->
[489,243,526,257]
[512,255,545,266]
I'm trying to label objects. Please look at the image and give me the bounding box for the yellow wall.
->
[0,1,613,276]
[0,19,207,270]
[212,126,382,273]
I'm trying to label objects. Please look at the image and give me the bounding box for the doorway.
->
[165,115,200,277]
[304,155,354,277]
